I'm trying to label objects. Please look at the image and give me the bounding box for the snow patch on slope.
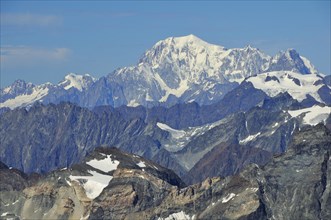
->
[158,211,193,220]
[59,73,95,91]
[154,74,189,102]
[1,86,49,109]
[86,155,120,172]
[157,123,186,139]
[239,132,261,144]
[137,161,146,168]
[288,105,331,125]
[157,119,224,152]
[69,171,113,199]
[222,193,236,203]
[127,99,140,107]
[69,154,120,199]
[247,71,325,103]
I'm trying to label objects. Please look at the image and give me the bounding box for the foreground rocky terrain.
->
[1,124,330,219]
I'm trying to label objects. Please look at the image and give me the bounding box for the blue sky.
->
[1,1,330,87]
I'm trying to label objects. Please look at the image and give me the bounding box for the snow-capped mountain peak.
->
[171,34,225,50]
[154,34,224,50]
[136,35,272,87]
[243,44,254,50]
[1,82,52,109]
[246,71,330,103]
[1,35,326,110]
[1,79,35,95]
[267,49,317,75]
[59,73,96,91]
[139,34,226,68]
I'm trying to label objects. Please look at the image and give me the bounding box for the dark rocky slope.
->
[174,106,298,184]
[258,124,331,219]
[1,125,330,219]
[94,81,268,129]
[0,83,279,175]
[1,90,329,183]
[0,102,168,173]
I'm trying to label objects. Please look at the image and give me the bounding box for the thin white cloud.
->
[1,13,62,27]
[0,46,71,68]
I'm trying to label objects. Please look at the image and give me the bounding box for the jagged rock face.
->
[259,124,331,219]
[0,162,29,191]
[183,143,272,185]
[1,125,329,220]
[177,101,331,185]
[152,148,188,178]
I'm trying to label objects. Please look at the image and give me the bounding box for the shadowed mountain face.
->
[94,81,268,129]
[1,86,330,184]
[0,102,170,174]
[0,81,269,174]
[0,125,330,220]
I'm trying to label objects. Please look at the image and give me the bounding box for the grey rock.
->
[258,124,331,219]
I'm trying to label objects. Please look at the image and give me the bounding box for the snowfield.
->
[158,211,193,220]
[59,73,96,91]
[239,132,261,144]
[69,171,113,199]
[157,123,186,139]
[86,154,120,172]
[247,71,326,103]
[288,105,331,125]
[222,193,236,203]
[1,86,49,109]
[157,120,224,152]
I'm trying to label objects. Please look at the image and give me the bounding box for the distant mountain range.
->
[1,34,329,110]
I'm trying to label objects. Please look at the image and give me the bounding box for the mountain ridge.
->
[1,34,324,110]
[1,124,330,219]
